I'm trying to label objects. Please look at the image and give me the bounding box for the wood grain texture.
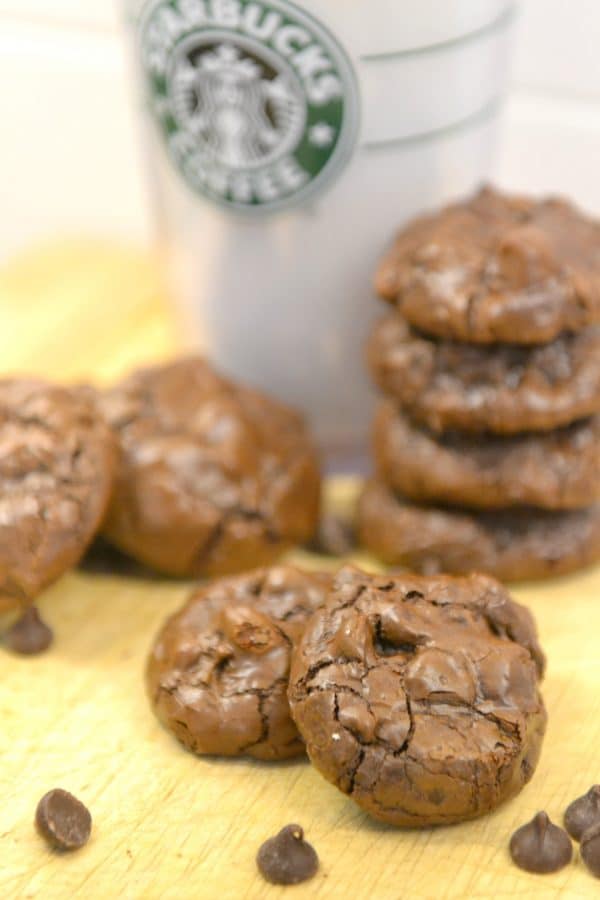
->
[0,242,599,900]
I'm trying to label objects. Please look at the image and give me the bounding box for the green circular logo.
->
[140,0,360,212]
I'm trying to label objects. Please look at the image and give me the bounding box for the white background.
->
[1,0,599,262]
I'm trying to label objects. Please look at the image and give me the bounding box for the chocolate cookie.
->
[288,566,546,827]
[375,186,600,344]
[99,358,321,577]
[358,480,600,581]
[367,313,600,434]
[147,566,329,760]
[374,402,600,510]
[0,379,115,611]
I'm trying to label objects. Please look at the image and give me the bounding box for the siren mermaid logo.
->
[140,0,360,211]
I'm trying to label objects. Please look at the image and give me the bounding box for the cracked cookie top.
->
[147,566,330,761]
[288,567,547,826]
[99,357,321,576]
[357,479,600,581]
[373,401,600,510]
[0,378,115,610]
[375,186,600,344]
[367,313,600,434]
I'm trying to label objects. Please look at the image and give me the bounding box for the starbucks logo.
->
[140,0,360,211]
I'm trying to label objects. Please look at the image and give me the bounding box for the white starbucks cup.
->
[125,0,516,470]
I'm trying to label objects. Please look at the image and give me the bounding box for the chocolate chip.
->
[564,785,600,841]
[256,824,319,885]
[307,515,356,557]
[509,811,572,873]
[35,789,92,851]
[220,604,281,654]
[580,821,600,877]
[5,606,53,655]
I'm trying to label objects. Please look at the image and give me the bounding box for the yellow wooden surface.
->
[0,241,599,900]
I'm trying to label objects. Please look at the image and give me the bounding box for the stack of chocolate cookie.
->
[359,187,600,581]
